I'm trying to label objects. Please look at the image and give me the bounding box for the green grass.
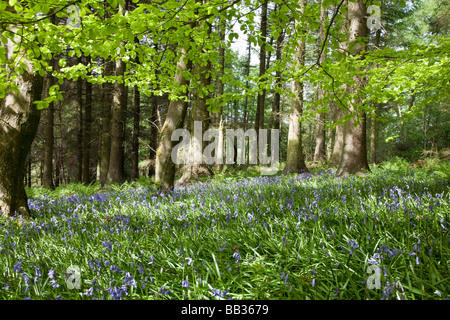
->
[1,163,449,300]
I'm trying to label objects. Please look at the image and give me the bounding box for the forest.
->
[0,0,449,301]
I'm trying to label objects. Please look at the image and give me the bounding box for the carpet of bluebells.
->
[0,167,449,300]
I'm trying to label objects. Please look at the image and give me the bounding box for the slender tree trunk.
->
[283,0,308,174]
[331,1,348,167]
[272,8,284,134]
[370,108,377,164]
[370,28,381,164]
[255,0,268,135]
[42,63,55,189]
[331,108,344,166]
[148,93,158,177]
[214,17,226,172]
[326,117,335,161]
[131,84,140,181]
[313,1,328,164]
[82,56,92,184]
[76,59,83,183]
[107,3,128,185]
[97,58,113,186]
[155,47,193,191]
[336,0,370,177]
[243,38,251,132]
[130,36,141,181]
[0,33,43,219]
[106,54,127,184]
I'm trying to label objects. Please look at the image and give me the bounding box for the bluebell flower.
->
[50,279,60,288]
[13,261,23,273]
[211,288,228,298]
[48,268,55,279]
[107,286,123,300]
[124,273,136,287]
[182,280,189,288]
[333,288,339,297]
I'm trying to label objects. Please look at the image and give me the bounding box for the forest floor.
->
[0,159,449,300]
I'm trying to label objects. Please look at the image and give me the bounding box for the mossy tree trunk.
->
[336,0,370,177]
[0,33,43,219]
[283,0,308,174]
[155,47,192,191]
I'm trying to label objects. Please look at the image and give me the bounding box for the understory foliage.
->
[1,164,449,300]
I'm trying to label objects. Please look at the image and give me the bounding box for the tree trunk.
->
[272,9,284,134]
[106,54,127,184]
[214,17,226,172]
[331,108,344,166]
[148,93,158,177]
[370,28,381,165]
[131,84,140,181]
[370,108,377,164]
[155,47,193,191]
[283,0,308,174]
[313,1,328,164]
[336,0,370,177]
[42,64,55,189]
[97,58,113,186]
[243,38,251,132]
[76,59,83,183]
[131,37,141,181]
[82,56,93,184]
[0,35,43,219]
[326,117,335,161]
[106,2,128,185]
[177,62,214,184]
[331,0,348,167]
[255,0,268,135]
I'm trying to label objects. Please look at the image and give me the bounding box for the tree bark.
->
[97,58,113,186]
[336,0,370,177]
[177,61,214,185]
[82,56,92,184]
[131,84,140,181]
[283,0,308,174]
[331,0,348,167]
[0,34,43,219]
[313,1,328,164]
[148,93,158,177]
[106,54,127,184]
[255,0,268,135]
[76,58,83,183]
[271,8,284,134]
[370,28,381,164]
[155,47,193,191]
[213,16,226,172]
[42,63,55,189]
[243,38,251,132]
